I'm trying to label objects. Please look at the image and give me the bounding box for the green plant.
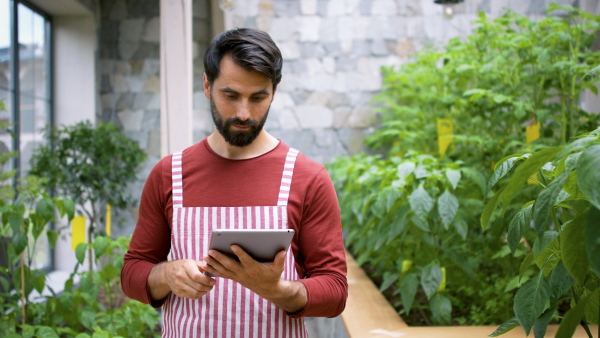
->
[0,176,75,330]
[484,128,600,338]
[29,120,147,269]
[328,4,600,327]
[328,152,518,325]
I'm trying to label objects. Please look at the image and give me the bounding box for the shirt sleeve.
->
[121,157,172,307]
[289,167,348,318]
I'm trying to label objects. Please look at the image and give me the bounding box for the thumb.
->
[196,260,207,273]
[274,250,287,266]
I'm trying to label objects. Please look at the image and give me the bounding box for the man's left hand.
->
[203,245,307,313]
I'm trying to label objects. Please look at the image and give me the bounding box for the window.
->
[0,0,53,270]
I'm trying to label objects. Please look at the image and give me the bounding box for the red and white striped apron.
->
[162,148,308,338]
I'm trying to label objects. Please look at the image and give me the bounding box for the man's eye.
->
[225,94,236,99]
[252,96,266,102]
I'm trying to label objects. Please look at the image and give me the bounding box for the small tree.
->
[29,120,147,269]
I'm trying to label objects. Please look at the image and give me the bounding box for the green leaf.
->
[35,197,55,218]
[93,236,109,260]
[534,236,560,277]
[421,261,442,300]
[508,204,533,254]
[76,243,87,265]
[399,273,418,313]
[481,185,506,230]
[438,190,459,229]
[502,147,563,211]
[35,326,59,338]
[487,156,520,193]
[520,252,535,283]
[13,232,28,255]
[397,161,416,181]
[445,169,461,190]
[430,294,452,325]
[452,218,468,239]
[514,270,550,335]
[409,185,434,222]
[585,207,600,278]
[533,172,568,234]
[576,145,600,209]
[410,214,430,232]
[47,230,58,249]
[489,317,520,337]
[379,271,399,292]
[460,167,486,195]
[584,287,599,325]
[34,275,46,294]
[79,310,96,330]
[533,304,557,338]
[555,288,599,338]
[561,214,588,285]
[548,261,574,302]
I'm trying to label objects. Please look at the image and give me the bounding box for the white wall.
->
[53,14,96,271]
[54,15,96,127]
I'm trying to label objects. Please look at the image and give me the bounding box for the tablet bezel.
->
[205,228,295,276]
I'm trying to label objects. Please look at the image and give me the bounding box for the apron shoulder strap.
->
[172,151,184,208]
[277,148,299,207]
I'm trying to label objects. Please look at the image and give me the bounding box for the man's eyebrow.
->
[218,87,271,96]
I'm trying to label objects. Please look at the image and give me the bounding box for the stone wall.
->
[96,0,161,237]
[191,0,595,164]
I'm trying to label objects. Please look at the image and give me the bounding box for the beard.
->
[210,97,270,147]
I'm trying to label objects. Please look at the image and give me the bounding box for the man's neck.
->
[207,130,279,160]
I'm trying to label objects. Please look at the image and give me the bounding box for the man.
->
[121,28,348,337]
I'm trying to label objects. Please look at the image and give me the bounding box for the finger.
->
[205,252,232,274]
[230,245,253,264]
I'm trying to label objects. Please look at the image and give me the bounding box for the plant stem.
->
[20,251,25,325]
[580,320,593,338]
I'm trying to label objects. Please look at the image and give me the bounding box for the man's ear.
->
[203,73,210,99]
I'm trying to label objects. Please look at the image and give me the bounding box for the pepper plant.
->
[328,4,600,326]
[485,128,600,338]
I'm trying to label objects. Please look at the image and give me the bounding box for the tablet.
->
[205,229,295,276]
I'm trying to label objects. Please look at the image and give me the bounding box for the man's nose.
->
[236,101,250,121]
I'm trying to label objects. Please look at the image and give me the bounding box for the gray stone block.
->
[351,40,372,57]
[127,0,159,18]
[120,18,145,42]
[116,93,135,110]
[359,0,372,15]
[132,93,153,110]
[118,109,144,131]
[333,106,352,128]
[118,40,139,60]
[329,93,351,108]
[336,56,357,71]
[323,42,342,57]
[317,0,329,16]
[142,17,160,43]
[372,0,398,15]
[300,42,327,58]
[273,0,301,17]
[142,109,160,130]
[133,42,160,59]
[142,59,161,76]
[371,39,389,56]
[193,0,211,19]
[294,105,333,128]
[336,127,371,155]
[289,89,311,105]
[369,16,397,39]
[269,17,300,41]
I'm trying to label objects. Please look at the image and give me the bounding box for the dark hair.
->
[204,28,283,91]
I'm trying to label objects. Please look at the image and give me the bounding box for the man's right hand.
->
[148,259,216,301]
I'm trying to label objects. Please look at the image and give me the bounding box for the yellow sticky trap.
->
[526,121,540,144]
[527,121,541,184]
[437,118,454,156]
[106,204,111,237]
[72,216,86,250]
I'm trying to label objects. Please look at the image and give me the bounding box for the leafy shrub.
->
[486,128,600,337]
[328,4,600,326]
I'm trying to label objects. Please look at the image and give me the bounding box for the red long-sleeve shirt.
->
[121,139,348,318]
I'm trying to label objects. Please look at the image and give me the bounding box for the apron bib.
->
[162,148,308,338]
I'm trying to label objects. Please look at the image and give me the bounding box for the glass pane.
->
[0,0,11,92]
[18,4,51,270]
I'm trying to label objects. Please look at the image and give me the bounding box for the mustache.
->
[225,117,259,128]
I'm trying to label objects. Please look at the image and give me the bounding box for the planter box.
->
[341,251,598,338]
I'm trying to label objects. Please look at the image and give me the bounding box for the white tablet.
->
[205,228,295,276]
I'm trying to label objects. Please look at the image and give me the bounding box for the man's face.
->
[204,55,275,148]
[209,94,269,147]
